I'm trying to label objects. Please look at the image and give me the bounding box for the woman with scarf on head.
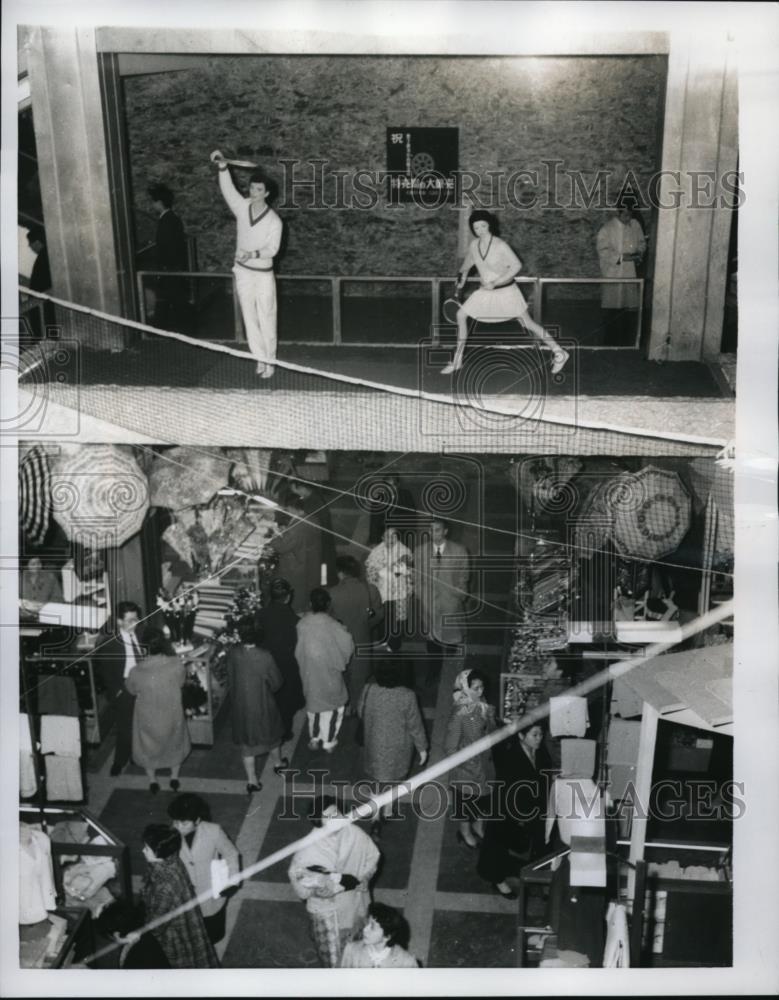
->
[444,668,497,849]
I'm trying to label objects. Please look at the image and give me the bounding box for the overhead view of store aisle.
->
[68,459,528,968]
[14,16,754,980]
[19,448,735,970]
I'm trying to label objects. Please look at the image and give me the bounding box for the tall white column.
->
[648,31,739,362]
[25,27,125,346]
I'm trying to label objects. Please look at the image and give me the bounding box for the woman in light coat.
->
[365,525,413,651]
[126,627,190,794]
[168,793,240,944]
[359,659,428,836]
[444,668,497,849]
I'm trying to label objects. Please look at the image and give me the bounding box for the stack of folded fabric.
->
[40,714,83,801]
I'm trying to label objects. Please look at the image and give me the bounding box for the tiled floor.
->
[77,485,538,968]
[89,650,531,967]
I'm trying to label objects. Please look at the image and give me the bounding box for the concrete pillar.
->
[648,31,739,362]
[24,27,125,347]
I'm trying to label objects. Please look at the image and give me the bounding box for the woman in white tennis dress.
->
[443,210,569,376]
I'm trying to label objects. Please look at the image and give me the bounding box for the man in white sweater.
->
[211,150,283,377]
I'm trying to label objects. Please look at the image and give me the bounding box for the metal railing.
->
[537,277,645,350]
[135,269,644,349]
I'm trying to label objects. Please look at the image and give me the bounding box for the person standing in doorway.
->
[210,150,283,378]
[147,182,188,331]
[24,225,56,338]
[596,201,646,345]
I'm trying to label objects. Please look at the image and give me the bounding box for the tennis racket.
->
[222,158,259,169]
[210,150,259,169]
[442,281,464,324]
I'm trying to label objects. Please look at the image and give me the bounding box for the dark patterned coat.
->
[142,856,219,968]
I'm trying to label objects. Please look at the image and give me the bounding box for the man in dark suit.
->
[328,555,383,711]
[147,183,188,330]
[96,601,143,776]
[415,518,470,687]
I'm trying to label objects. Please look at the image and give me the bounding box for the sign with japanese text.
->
[386,127,459,204]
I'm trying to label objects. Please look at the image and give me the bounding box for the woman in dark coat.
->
[254,577,305,740]
[226,618,285,793]
[140,824,219,969]
[476,722,553,899]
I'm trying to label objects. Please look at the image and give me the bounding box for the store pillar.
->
[648,30,738,362]
[24,26,126,348]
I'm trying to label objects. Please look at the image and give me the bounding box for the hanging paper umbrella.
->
[611,466,691,561]
[50,445,149,548]
[148,447,228,510]
[20,445,52,546]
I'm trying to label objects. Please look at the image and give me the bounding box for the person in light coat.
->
[596,202,646,344]
[168,793,240,944]
[288,796,380,967]
[296,587,354,752]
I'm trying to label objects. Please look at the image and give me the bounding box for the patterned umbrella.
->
[20,445,52,545]
[611,466,691,561]
[50,445,149,548]
[148,447,228,510]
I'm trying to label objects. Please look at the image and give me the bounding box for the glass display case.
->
[181,642,226,746]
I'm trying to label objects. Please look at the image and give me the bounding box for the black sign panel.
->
[386,127,459,204]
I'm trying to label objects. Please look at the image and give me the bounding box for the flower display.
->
[209,587,265,687]
[156,587,199,648]
[161,495,280,578]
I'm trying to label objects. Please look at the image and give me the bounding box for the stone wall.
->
[125,54,666,280]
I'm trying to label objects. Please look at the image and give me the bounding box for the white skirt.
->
[462,282,528,322]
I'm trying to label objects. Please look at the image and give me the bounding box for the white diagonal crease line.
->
[79,598,733,965]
